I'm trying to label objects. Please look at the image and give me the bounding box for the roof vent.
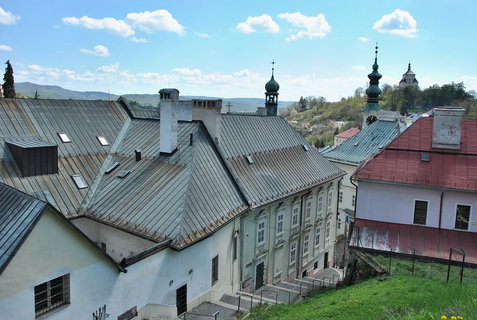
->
[105,161,119,174]
[135,149,141,161]
[5,137,58,177]
[117,170,130,179]
[303,144,310,151]
[246,155,254,164]
[421,154,430,162]
[354,142,359,146]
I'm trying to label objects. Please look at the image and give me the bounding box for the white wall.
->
[357,181,477,232]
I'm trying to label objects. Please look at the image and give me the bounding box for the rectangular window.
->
[34,274,70,318]
[317,193,323,213]
[71,174,87,189]
[290,242,297,264]
[292,207,299,227]
[339,191,343,203]
[97,136,109,146]
[413,200,428,225]
[315,225,321,247]
[303,234,309,254]
[305,201,312,219]
[211,255,219,285]
[57,133,71,143]
[257,221,265,244]
[327,190,333,208]
[352,195,356,207]
[455,205,471,230]
[233,236,238,260]
[276,212,284,235]
[325,221,331,239]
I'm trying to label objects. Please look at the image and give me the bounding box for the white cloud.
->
[0,6,19,24]
[80,45,110,57]
[358,37,369,42]
[172,68,202,76]
[352,66,366,71]
[0,44,12,51]
[236,14,280,34]
[195,32,211,38]
[461,75,477,93]
[62,16,135,37]
[98,63,120,73]
[373,9,418,38]
[126,10,185,35]
[131,37,147,43]
[277,12,331,41]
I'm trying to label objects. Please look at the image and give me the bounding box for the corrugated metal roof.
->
[218,115,344,207]
[0,182,47,274]
[324,120,403,166]
[354,118,477,191]
[350,218,477,265]
[86,120,247,247]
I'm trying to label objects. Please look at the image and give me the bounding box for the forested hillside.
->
[282,82,477,148]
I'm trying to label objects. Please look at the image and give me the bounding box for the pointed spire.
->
[407,62,411,72]
[365,43,382,106]
[264,59,279,116]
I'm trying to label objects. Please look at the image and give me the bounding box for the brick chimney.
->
[432,107,465,149]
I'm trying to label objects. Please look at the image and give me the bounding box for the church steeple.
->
[362,44,382,127]
[264,60,279,116]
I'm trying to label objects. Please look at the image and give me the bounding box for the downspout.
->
[438,191,444,229]
[350,176,359,240]
[295,189,311,278]
[335,178,343,267]
[239,213,245,290]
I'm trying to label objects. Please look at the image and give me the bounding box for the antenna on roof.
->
[226,101,232,114]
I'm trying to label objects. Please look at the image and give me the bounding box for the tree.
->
[34,89,40,99]
[3,60,15,98]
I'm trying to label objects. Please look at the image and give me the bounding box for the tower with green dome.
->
[265,61,279,116]
[362,44,382,128]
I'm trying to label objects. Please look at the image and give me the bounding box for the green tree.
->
[34,89,40,99]
[3,60,15,98]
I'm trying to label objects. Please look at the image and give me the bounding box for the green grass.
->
[242,258,477,320]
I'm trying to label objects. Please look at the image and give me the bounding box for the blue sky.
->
[1,0,476,101]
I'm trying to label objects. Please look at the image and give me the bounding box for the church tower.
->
[264,62,279,116]
[399,63,418,87]
[361,44,382,128]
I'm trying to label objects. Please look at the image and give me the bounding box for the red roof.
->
[336,127,360,139]
[355,117,477,191]
[350,218,477,264]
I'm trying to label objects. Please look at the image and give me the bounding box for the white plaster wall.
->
[440,191,477,232]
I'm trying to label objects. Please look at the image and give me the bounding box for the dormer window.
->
[97,136,109,146]
[71,174,87,189]
[58,133,71,143]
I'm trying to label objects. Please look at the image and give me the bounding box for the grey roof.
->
[4,136,57,148]
[217,115,344,207]
[323,119,403,166]
[83,120,247,248]
[0,182,47,274]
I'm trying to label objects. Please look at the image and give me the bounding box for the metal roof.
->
[351,218,477,265]
[354,117,477,191]
[217,114,344,207]
[4,136,57,148]
[0,182,47,274]
[85,120,247,247]
[323,119,403,166]
[335,127,360,139]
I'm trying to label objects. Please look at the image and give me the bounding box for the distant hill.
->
[15,82,294,113]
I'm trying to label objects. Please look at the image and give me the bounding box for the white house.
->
[351,107,477,264]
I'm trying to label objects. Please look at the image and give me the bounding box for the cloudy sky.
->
[1,0,476,101]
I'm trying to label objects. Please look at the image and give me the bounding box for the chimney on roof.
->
[192,99,222,139]
[432,107,465,149]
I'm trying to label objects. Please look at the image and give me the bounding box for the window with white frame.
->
[455,204,471,230]
[290,242,297,264]
[292,207,299,227]
[325,220,331,239]
[303,234,309,254]
[315,225,321,247]
[352,195,356,207]
[276,212,284,235]
[257,221,265,244]
[327,189,333,208]
[339,191,343,203]
[34,274,70,318]
[317,192,323,214]
[305,200,312,220]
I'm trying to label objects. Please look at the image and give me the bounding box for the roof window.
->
[421,154,430,162]
[58,133,71,143]
[303,144,310,151]
[97,136,110,146]
[246,155,254,164]
[71,174,87,189]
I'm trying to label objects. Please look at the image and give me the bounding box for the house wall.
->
[356,181,477,232]
[240,180,340,292]
[334,162,358,235]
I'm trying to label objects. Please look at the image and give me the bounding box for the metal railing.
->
[182,311,219,320]
[447,247,465,285]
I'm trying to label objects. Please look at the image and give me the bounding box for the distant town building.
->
[399,63,419,87]
[333,127,360,147]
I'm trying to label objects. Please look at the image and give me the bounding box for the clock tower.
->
[362,44,382,128]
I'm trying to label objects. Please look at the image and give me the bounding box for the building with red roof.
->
[351,107,477,264]
[333,127,360,147]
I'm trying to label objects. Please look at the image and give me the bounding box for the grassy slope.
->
[246,259,477,320]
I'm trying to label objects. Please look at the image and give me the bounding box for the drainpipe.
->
[239,212,245,290]
[438,191,444,229]
[350,177,359,240]
[295,189,311,279]
[335,178,343,267]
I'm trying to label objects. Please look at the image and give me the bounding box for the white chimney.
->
[432,107,465,149]
[192,99,222,140]
[160,100,192,154]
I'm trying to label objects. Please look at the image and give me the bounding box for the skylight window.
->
[97,136,109,146]
[71,174,87,189]
[246,155,254,164]
[303,144,310,151]
[58,133,71,143]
